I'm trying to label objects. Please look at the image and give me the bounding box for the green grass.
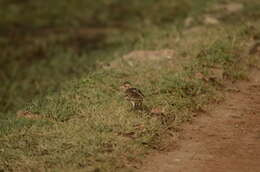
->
[0,0,260,171]
[0,25,256,171]
[0,0,215,114]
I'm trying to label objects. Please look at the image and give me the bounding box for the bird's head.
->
[120,81,132,91]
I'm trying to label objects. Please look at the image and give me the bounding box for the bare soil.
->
[139,69,260,172]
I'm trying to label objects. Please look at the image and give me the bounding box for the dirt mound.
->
[103,49,177,69]
[123,50,176,62]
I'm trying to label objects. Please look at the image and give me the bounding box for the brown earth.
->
[139,68,260,172]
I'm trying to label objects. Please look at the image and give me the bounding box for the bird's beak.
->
[119,85,125,91]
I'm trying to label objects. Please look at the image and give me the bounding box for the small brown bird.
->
[120,81,145,110]
[249,42,260,55]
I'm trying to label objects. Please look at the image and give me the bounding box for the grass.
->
[0,0,214,114]
[0,26,256,171]
[0,0,260,171]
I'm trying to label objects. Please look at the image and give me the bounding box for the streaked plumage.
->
[120,81,144,109]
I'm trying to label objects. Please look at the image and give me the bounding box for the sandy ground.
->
[139,69,260,172]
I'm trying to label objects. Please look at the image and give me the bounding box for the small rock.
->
[122,50,176,62]
[225,3,244,13]
[150,107,165,116]
[16,110,42,120]
[209,68,224,81]
[204,15,220,25]
[212,3,244,13]
[184,17,194,27]
[174,158,181,162]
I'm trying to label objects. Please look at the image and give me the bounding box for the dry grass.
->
[1,0,260,171]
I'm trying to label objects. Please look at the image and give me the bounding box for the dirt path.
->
[139,69,260,172]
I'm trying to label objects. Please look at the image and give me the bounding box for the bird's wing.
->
[126,88,145,99]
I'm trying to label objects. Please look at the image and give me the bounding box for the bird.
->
[120,81,145,110]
